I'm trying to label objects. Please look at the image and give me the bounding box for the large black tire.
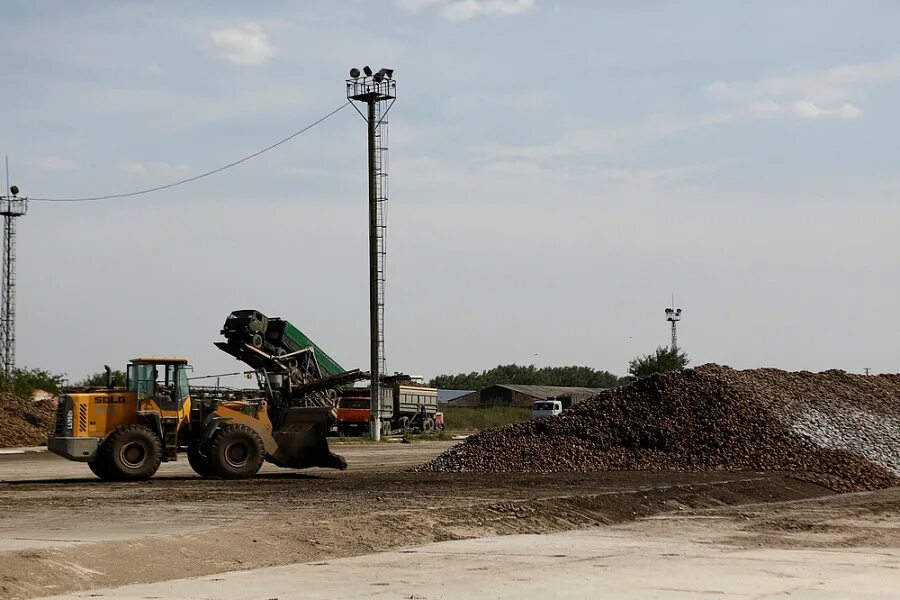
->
[100,424,163,481]
[423,418,435,433]
[187,442,216,477]
[88,456,114,480]
[208,424,265,480]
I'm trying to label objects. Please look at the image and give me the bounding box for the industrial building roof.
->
[486,384,607,399]
[438,389,475,404]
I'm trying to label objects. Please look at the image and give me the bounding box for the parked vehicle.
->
[335,393,371,436]
[383,381,441,434]
[532,400,563,419]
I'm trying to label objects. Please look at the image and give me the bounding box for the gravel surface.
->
[419,365,900,492]
[0,393,55,447]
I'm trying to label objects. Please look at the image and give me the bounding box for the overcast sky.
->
[2,0,898,384]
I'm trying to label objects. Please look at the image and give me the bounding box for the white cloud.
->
[791,101,861,120]
[750,99,782,114]
[208,23,275,66]
[285,167,329,177]
[709,56,900,120]
[396,0,535,20]
[119,162,191,175]
[26,156,77,171]
[477,111,733,162]
[394,0,443,12]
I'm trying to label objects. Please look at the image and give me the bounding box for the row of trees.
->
[429,364,625,390]
[429,347,689,389]
[0,347,690,397]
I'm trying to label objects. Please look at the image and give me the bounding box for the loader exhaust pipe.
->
[104,365,113,389]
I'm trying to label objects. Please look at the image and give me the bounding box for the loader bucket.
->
[268,407,347,470]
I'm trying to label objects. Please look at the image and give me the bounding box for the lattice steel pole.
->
[0,169,27,378]
[665,303,682,353]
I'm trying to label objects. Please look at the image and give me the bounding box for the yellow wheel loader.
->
[47,357,347,481]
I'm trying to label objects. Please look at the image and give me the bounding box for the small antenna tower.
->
[664,295,682,352]
[346,66,395,441]
[0,157,28,378]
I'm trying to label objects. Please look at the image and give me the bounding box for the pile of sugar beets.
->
[420,365,900,492]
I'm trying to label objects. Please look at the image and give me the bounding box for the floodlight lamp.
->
[350,67,361,78]
[384,68,394,78]
[363,66,373,76]
[9,185,18,196]
[665,308,673,315]
[373,72,384,83]
[676,309,682,315]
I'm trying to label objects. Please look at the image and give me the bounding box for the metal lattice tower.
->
[0,164,27,378]
[665,301,682,352]
[347,66,395,441]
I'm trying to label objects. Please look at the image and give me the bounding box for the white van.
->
[532,400,563,420]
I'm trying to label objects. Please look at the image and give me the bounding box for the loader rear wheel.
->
[209,424,265,479]
[187,442,215,477]
[101,425,162,481]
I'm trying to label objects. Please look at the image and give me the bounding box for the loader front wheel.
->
[88,456,114,480]
[209,424,265,479]
[101,425,163,481]
[187,442,215,477]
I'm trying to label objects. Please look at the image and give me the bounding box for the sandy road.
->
[2,441,896,599]
[0,440,446,482]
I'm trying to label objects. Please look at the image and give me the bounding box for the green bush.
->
[78,369,127,388]
[0,367,65,398]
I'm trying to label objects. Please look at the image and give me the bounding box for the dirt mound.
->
[0,393,56,448]
[418,365,900,492]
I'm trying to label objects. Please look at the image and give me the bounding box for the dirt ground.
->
[0,440,898,599]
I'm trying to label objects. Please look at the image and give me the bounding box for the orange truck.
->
[335,393,371,436]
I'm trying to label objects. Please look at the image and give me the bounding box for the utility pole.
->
[664,297,682,353]
[347,67,395,441]
[0,158,27,379]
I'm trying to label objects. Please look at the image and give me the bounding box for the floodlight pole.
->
[348,69,395,442]
[665,299,681,353]
[0,158,27,379]
[365,98,380,442]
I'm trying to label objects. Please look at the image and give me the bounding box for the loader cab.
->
[127,358,191,414]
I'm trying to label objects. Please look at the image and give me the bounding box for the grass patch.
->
[441,405,531,432]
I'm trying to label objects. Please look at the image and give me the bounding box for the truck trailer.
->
[336,380,442,435]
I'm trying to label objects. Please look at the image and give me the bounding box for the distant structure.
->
[449,384,607,408]
[0,159,27,377]
[665,301,682,352]
[346,66,396,441]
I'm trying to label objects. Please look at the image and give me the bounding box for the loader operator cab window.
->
[127,362,189,410]
[128,364,157,400]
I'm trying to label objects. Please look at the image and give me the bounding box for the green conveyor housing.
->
[266,318,345,377]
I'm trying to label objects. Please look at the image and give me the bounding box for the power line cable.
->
[30,102,349,202]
